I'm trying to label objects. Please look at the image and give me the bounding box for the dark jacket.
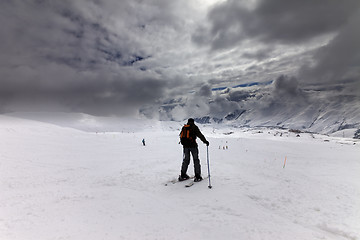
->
[180,123,208,148]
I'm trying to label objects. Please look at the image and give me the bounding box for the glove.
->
[205,140,209,146]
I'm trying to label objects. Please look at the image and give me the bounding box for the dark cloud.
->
[299,8,360,85]
[228,90,253,102]
[252,0,359,44]
[242,47,273,61]
[1,0,359,126]
[209,95,240,118]
[193,0,360,49]
[198,84,212,97]
[0,0,186,115]
[273,75,300,96]
[0,65,168,115]
[192,0,360,100]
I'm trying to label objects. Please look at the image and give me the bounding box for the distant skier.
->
[142,138,146,146]
[179,118,209,182]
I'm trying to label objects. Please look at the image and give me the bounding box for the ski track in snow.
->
[0,115,359,240]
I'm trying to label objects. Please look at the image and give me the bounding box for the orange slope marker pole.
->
[283,156,287,168]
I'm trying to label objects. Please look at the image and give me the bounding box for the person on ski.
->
[179,118,209,182]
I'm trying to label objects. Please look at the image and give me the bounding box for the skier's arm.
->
[195,127,209,146]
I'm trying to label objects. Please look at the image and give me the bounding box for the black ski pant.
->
[181,147,201,177]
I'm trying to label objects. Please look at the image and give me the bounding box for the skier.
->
[179,118,209,182]
[142,138,146,146]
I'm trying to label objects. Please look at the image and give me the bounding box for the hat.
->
[187,118,194,124]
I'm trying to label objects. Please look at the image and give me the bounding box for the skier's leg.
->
[181,148,191,176]
[191,148,201,177]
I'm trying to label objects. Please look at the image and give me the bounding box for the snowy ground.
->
[1,115,359,240]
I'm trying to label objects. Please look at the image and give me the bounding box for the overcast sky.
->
[1,0,359,118]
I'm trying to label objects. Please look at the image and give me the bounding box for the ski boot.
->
[178,174,190,181]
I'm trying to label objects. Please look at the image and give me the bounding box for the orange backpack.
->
[180,124,195,146]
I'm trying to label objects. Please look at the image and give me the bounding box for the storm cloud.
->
[300,8,360,87]
[0,0,359,123]
[0,0,197,115]
[193,0,360,89]
[193,0,360,48]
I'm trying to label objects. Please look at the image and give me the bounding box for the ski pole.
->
[206,145,212,189]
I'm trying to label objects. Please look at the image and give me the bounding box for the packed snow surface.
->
[1,115,359,240]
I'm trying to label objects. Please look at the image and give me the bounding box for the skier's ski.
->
[185,176,209,188]
[185,181,195,187]
[164,176,194,186]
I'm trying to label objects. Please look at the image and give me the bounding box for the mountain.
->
[152,81,360,138]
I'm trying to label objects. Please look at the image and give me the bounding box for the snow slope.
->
[1,115,359,240]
